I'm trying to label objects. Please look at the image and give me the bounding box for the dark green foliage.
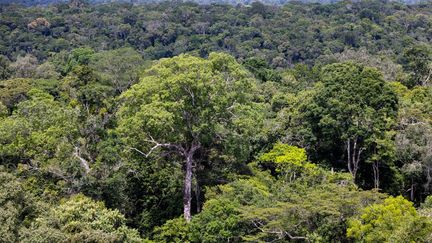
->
[153,144,386,242]
[402,44,432,87]
[243,58,282,82]
[0,55,11,80]
[304,62,398,185]
[1,1,432,69]
[1,1,432,242]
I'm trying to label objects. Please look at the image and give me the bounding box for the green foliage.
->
[259,143,321,182]
[152,217,190,243]
[0,78,32,110]
[117,52,259,152]
[0,89,85,194]
[0,55,11,80]
[243,58,282,82]
[89,47,145,93]
[116,51,263,226]
[0,78,62,112]
[64,47,95,75]
[62,64,113,112]
[154,144,382,242]
[347,196,432,242]
[0,102,7,117]
[1,1,432,241]
[2,1,430,69]
[188,198,245,242]
[0,171,38,243]
[305,62,398,183]
[402,44,432,87]
[21,194,143,243]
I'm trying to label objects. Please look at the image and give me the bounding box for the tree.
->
[395,85,432,201]
[153,143,383,242]
[402,44,432,87]
[10,55,38,79]
[243,58,281,82]
[0,171,37,243]
[0,55,11,80]
[347,196,432,242]
[0,78,32,110]
[34,62,60,80]
[20,194,143,243]
[117,53,261,222]
[0,89,88,193]
[61,65,113,113]
[305,62,398,183]
[318,48,405,82]
[89,47,145,94]
[258,143,320,183]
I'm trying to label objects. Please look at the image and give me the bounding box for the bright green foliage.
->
[154,144,382,242]
[0,171,37,243]
[188,198,245,242]
[64,47,95,75]
[347,196,432,242]
[117,52,263,222]
[152,217,190,242]
[2,1,432,241]
[117,52,260,156]
[260,143,307,165]
[241,184,382,242]
[259,143,321,182]
[0,101,7,117]
[0,89,86,193]
[21,194,143,243]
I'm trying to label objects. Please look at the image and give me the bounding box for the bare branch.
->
[129,135,185,158]
[73,146,90,174]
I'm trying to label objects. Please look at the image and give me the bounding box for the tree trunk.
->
[183,152,193,222]
[347,139,352,176]
[411,178,415,202]
[195,177,201,213]
[373,161,379,189]
[346,137,363,180]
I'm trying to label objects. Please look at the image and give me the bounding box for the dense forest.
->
[1,0,432,242]
[2,0,428,7]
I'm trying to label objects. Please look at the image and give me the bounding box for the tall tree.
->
[402,44,432,87]
[305,62,398,182]
[117,53,261,222]
[89,48,145,94]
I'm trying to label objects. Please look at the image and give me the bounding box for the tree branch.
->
[129,135,185,158]
[73,146,90,174]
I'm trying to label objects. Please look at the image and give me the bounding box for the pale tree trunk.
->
[425,167,432,193]
[195,177,201,213]
[135,136,200,223]
[346,137,363,180]
[372,161,379,189]
[183,152,193,222]
[411,178,415,201]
